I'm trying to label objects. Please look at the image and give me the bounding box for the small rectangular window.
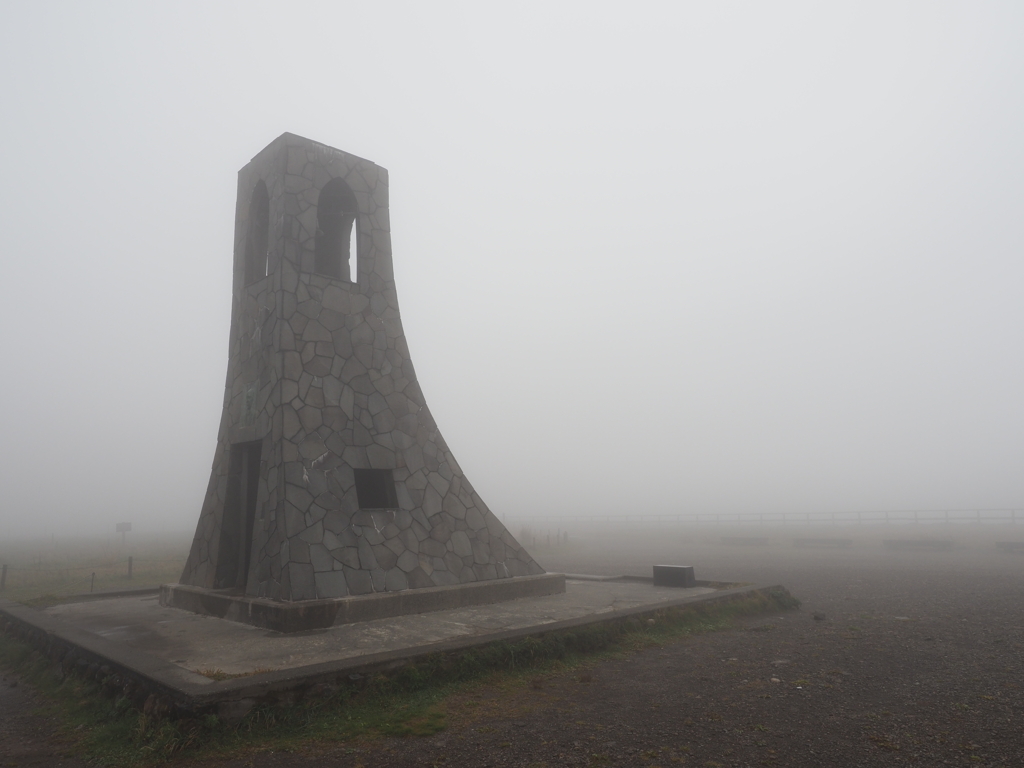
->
[354,468,398,509]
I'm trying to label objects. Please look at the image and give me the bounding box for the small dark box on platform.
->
[653,565,696,587]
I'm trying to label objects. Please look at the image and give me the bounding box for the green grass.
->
[0,535,188,604]
[0,587,798,766]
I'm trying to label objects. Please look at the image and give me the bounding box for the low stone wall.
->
[161,572,566,632]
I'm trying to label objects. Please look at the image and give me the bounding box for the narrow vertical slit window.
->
[314,177,358,281]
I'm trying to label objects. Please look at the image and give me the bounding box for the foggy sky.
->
[1,2,1022,538]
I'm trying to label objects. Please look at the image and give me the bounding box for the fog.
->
[1,2,1022,540]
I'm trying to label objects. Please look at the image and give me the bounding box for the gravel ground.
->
[0,667,86,767]
[3,526,1023,767]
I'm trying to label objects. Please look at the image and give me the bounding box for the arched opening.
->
[243,180,270,284]
[314,178,358,281]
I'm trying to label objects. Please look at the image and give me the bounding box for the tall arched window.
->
[243,180,270,284]
[314,178,358,281]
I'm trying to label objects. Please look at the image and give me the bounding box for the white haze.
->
[0,2,1022,539]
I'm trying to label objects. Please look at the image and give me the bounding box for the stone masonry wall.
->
[180,134,543,601]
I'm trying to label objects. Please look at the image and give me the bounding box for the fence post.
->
[90,572,95,593]
[1,564,6,592]
[128,556,133,579]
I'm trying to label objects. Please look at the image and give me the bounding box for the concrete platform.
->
[0,576,783,714]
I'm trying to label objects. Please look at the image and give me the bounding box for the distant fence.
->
[508,508,1022,529]
[0,557,185,601]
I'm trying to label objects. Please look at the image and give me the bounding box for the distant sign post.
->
[116,522,132,545]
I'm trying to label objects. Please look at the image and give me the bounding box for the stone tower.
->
[179,133,543,602]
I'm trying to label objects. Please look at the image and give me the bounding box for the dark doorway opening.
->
[354,468,399,509]
[215,440,262,590]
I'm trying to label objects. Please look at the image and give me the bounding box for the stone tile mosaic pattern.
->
[180,133,543,601]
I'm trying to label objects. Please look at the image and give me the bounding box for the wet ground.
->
[3,525,1023,767]
[0,667,86,767]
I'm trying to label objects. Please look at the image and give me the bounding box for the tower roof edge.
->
[247,132,381,170]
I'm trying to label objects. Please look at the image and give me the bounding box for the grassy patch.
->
[0,587,798,766]
[0,536,186,605]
